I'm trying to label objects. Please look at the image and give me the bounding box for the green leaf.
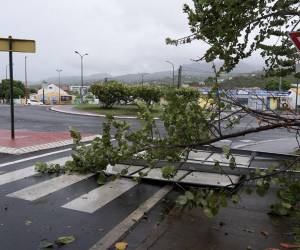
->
[97,172,106,185]
[177,195,188,206]
[185,191,194,200]
[203,207,214,218]
[231,194,239,204]
[161,165,176,179]
[39,240,54,249]
[69,127,81,144]
[222,145,230,155]
[220,193,228,207]
[55,235,75,245]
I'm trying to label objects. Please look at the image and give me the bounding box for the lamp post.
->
[56,69,62,105]
[5,64,9,80]
[25,56,28,104]
[165,60,175,87]
[42,80,48,104]
[74,51,88,103]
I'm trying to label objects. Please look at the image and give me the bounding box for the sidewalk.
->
[132,188,294,250]
[0,129,97,155]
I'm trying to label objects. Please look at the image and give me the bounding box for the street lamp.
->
[165,60,175,87]
[74,51,88,103]
[25,56,28,104]
[56,69,63,105]
[42,80,48,104]
[5,64,9,80]
[6,63,14,80]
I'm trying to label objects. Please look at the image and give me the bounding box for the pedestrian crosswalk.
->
[0,150,247,249]
[62,178,137,213]
[7,172,94,201]
[0,150,244,217]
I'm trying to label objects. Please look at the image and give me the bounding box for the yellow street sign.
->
[0,38,36,53]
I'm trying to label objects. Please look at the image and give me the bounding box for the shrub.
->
[174,87,200,101]
[90,81,127,108]
[132,85,162,106]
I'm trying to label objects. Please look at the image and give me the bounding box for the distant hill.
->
[31,61,262,86]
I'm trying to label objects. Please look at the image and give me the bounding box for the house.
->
[199,88,292,110]
[287,88,300,109]
[31,83,74,105]
[69,85,89,95]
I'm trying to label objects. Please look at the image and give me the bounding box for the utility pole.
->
[296,82,299,112]
[75,51,88,104]
[9,36,15,139]
[177,65,182,88]
[56,69,63,105]
[166,61,175,87]
[140,73,148,85]
[5,65,9,80]
[279,76,282,91]
[25,56,28,104]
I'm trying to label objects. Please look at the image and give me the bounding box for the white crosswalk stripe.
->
[0,156,71,187]
[7,173,94,201]
[62,178,137,213]
[0,166,36,186]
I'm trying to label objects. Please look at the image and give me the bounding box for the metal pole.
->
[25,56,28,104]
[75,51,87,104]
[56,69,62,105]
[166,61,175,87]
[296,82,299,112]
[177,65,182,88]
[279,76,282,91]
[58,71,61,105]
[80,56,83,103]
[8,36,15,140]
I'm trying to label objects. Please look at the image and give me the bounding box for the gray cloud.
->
[1,0,209,82]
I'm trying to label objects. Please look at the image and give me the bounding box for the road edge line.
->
[89,185,173,250]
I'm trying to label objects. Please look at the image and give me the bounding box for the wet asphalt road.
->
[0,104,295,139]
[0,105,297,249]
[0,105,144,134]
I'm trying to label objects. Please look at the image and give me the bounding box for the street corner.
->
[0,129,97,155]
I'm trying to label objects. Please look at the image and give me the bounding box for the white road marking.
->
[0,156,71,186]
[0,148,71,168]
[132,168,189,181]
[7,173,93,201]
[181,171,240,187]
[89,185,173,250]
[62,178,137,213]
[0,166,36,186]
[105,164,144,176]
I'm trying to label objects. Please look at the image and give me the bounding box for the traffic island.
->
[0,129,97,155]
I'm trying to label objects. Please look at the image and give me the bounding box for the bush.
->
[174,87,200,102]
[90,81,127,108]
[132,85,162,106]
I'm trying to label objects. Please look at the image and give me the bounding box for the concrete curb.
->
[0,135,100,155]
[50,106,160,120]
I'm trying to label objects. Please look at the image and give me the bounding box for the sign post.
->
[0,36,36,139]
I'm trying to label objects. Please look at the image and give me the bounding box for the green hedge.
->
[90,81,198,108]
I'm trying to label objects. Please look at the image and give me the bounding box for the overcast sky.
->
[1,0,217,82]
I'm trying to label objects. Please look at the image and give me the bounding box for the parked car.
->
[27,99,44,105]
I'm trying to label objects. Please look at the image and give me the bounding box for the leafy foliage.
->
[90,81,127,108]
[264,79,291,91]
[167,0,300,76]
[0,79,25,101]
[132,85,162,106]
